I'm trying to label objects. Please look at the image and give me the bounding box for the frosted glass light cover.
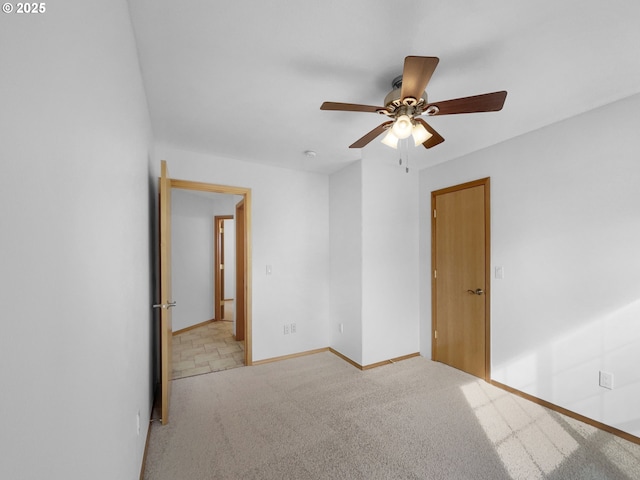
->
[381,129,399,149]
[412,122,433,146]
[391,115,412,139]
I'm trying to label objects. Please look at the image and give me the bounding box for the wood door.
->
[432,178,490,379]
[159,160,173,424]
[214,215,233,322]
[235,199,245,342]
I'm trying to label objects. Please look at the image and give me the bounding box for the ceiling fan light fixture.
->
[412,122,433,146]
[391,114,412,139]
[381,129,399,149]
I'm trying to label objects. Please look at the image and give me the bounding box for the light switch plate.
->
[599,371,613,389]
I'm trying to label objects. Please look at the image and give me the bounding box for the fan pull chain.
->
[397,139,410,173]
[404,138,410,173]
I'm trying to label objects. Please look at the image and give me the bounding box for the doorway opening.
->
[214,215,234,324]
[170,178,253,370]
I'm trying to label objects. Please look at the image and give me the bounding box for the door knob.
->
[467,288,484,295]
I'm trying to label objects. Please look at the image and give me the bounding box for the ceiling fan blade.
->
[426,91,507,116]
[400,56,439,101]
[321,102,383,113]
[349,121,393,148]
[416,118,445,149]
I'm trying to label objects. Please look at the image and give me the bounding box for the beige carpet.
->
[143,352,640,479]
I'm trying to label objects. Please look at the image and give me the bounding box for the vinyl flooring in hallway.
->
[172,320,245,380]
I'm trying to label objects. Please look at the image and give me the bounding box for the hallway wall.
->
[171,190,238,332]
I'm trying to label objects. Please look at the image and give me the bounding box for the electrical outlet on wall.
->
[291,323,296,334]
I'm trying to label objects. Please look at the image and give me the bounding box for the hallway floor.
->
[172,320,245,379]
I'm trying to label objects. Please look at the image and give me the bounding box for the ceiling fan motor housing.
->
[379,86,429,118]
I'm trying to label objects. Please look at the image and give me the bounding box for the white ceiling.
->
[128,0,640,174]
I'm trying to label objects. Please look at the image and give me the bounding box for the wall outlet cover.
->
[599,371,613,389]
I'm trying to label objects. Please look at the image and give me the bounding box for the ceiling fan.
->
[320,56,507,150]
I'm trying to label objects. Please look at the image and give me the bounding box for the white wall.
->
[154,144,331,361]
[0,1,154,478]
[171,190,237,331]
[329,156,420,366]
[420,93,640,438]
[329,162,363,362]
[361,155,420,365]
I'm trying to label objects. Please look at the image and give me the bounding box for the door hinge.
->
[220,263,224,270]
[433,209,436,218]
[434,330,438,339]
[434,270,437,279]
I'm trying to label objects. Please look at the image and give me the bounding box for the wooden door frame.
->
[234,199,246,342]
[159,161,173,424]
[214,215,233,322]
[431,177,491,381]
[170,179,253,366]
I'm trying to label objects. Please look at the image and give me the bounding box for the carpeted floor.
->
[143,352,640,479]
